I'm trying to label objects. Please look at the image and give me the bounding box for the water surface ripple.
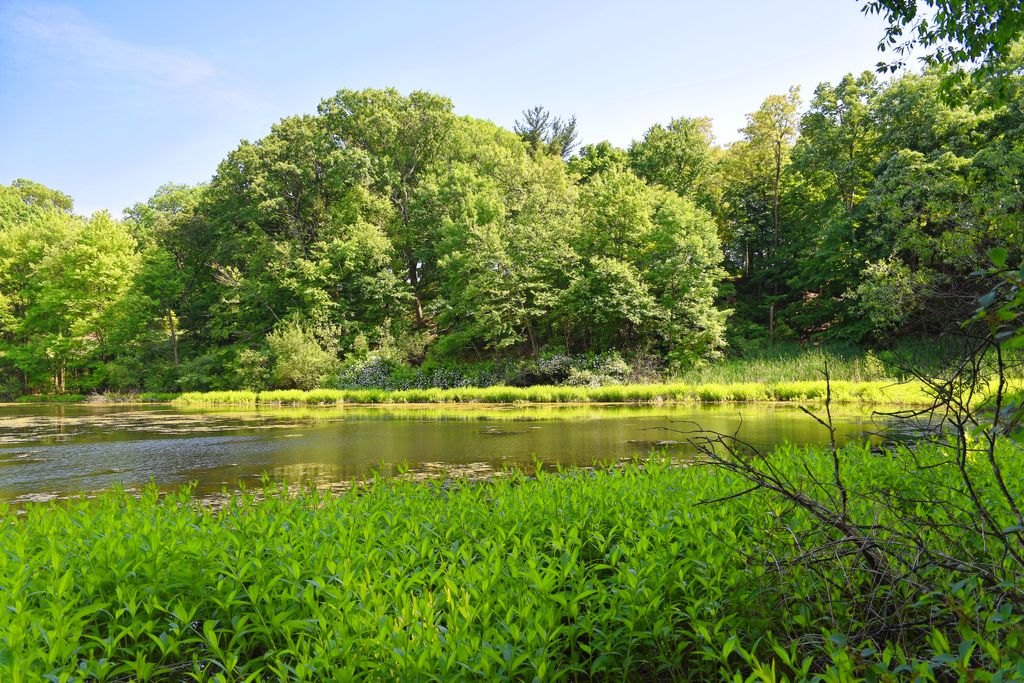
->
[0,403,901,503]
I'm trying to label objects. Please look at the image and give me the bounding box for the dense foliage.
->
[722,60,1024,347]
[2,54,1022,396]
[2,443,1022,681]
[862,0,1024,89]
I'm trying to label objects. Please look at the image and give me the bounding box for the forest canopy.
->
[1,55,1023,396]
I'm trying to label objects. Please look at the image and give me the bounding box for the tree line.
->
[1,58,1022,395]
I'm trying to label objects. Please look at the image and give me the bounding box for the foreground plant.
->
[1,441,1022,681]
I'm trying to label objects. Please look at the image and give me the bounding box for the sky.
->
[0,1,910,216]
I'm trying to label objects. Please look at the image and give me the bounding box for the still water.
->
[0,402,899,503]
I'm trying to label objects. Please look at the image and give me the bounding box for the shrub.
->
[564,368,601,387]
[176,348,237,392]
[266,322,339,391]
[234,348,272,391]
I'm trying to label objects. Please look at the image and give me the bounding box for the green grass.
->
[14,342,1009,406]
[679,347,886,383]
[136,392,181,403]
[1,441,1022,680]
[174,390,257,405]
[7,345,958,406]
[174,379,930,407]
[675,340,983,385]
[679,346,903,385]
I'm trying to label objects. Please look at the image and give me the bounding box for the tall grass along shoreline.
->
[171,380,929,407]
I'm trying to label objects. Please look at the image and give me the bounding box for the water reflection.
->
[0,402,899,502]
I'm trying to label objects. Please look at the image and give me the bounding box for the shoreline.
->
[5,379,933,408]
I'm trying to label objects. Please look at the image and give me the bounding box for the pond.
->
[0,402,904,503]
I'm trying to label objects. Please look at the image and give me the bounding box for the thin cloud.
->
[4,2,216,88]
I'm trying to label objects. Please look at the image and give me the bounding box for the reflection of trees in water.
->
[0,404,902,503]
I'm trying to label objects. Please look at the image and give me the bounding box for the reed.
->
[172,379,931,406]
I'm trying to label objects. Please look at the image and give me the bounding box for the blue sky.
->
[1,1,906,216]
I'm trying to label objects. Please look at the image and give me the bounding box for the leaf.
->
[989,247,1008,268]
[1001,335,1024,350]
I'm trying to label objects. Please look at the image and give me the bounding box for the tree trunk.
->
[525,319,538,357]
[408,261,424,325]
[167,309,179,367]
[847,140,857,215]
[772,138,782,342]
[773,141,782,254]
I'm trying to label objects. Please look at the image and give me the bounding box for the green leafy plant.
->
[2,441,1023,680]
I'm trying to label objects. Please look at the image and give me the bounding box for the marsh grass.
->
[136,392,180,403]
[678,347,887,383]
[175,390,258,405]
[174,379,929,407]
[1,442,1022,680]
[676,340,1015,385]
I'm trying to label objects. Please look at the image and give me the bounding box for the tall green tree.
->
[628,116,720,212]
[123,183,208,374]
[514,106,580,160]
[0,184,138,393]
[566,168,727,364]
[318,89,456,325]
[720,89,802,339]
[432,119,578,356]
[567,141,629,182]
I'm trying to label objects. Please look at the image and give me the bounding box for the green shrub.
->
[234,348,272,391]
[266,322,339,391]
